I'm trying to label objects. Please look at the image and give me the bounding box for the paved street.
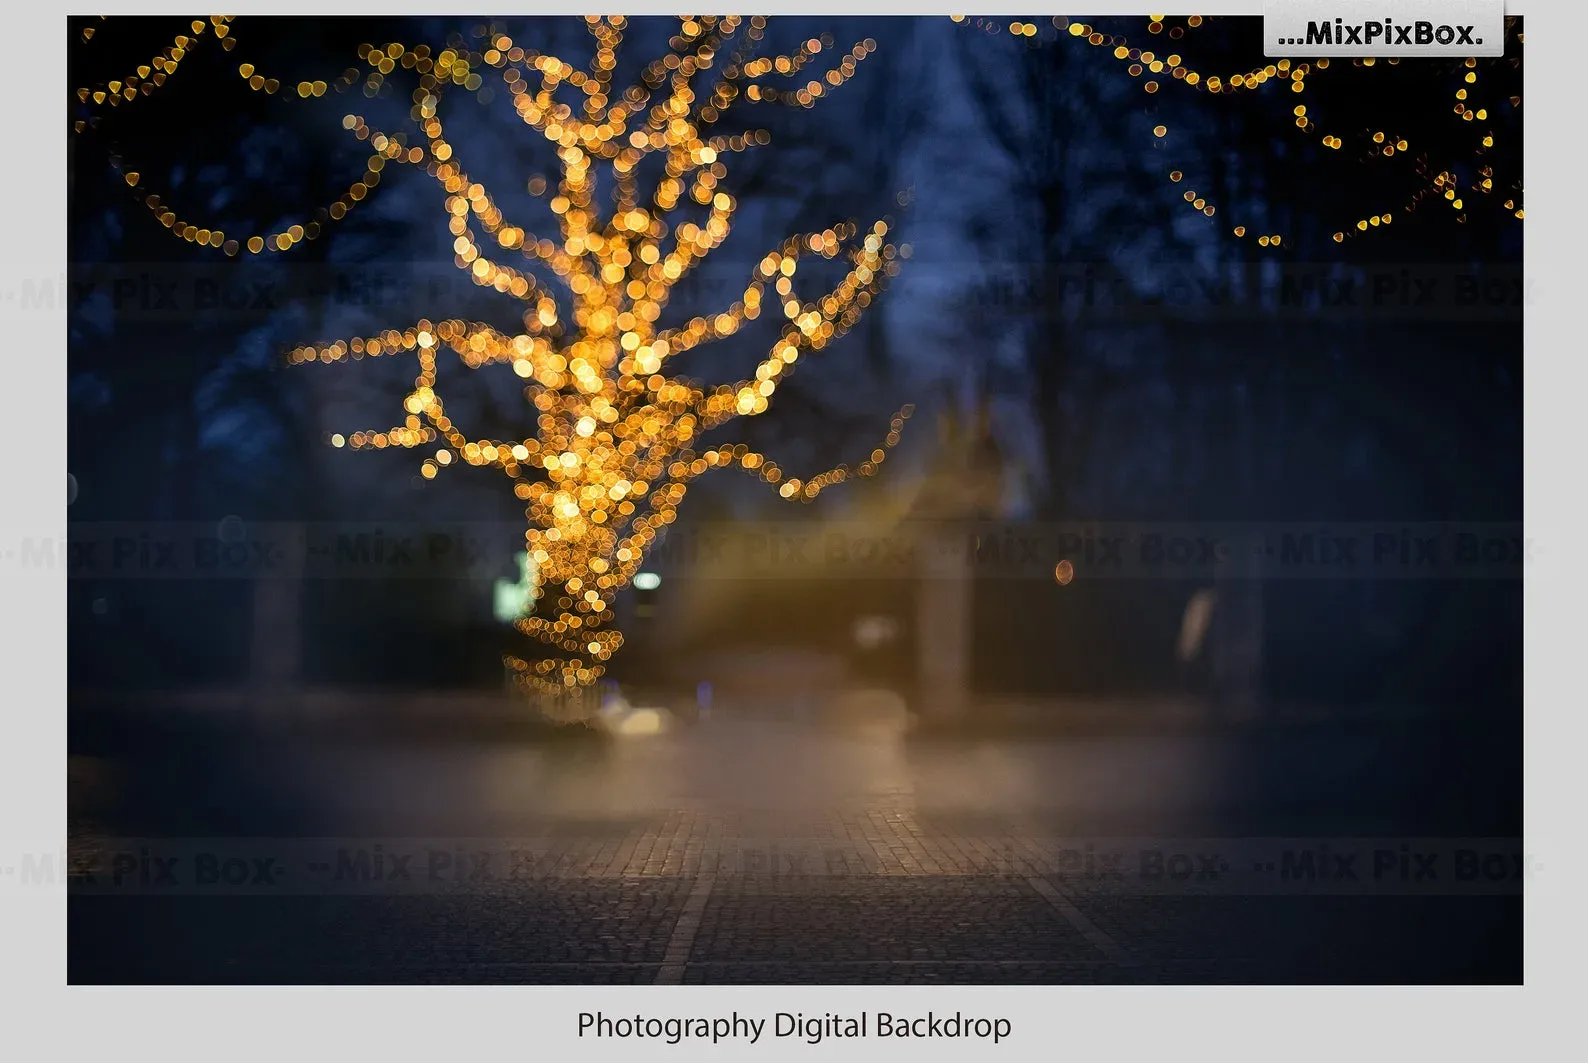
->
[68,716,1521,983]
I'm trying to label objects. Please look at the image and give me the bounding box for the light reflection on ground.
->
[254,718,1228,835]
[70,703,1510,841]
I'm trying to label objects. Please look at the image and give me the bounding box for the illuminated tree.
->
[272,16,907,697]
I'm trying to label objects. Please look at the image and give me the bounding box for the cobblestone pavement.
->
[67,721,1521,983]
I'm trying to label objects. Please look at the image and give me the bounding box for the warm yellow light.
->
[275,16,909,698]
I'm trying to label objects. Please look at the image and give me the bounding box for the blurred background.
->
[66,14,1524,985]
[68,15,1521,731]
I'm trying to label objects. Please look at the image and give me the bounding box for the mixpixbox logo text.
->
[1265,1,1505,57]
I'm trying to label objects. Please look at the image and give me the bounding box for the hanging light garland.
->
[954,14,1523,248]
[82,23,476,255]
[72,16,233,125]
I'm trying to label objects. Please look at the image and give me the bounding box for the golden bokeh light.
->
[276,16,907,695]
[73,16,235,116]
[958,15,1523,248]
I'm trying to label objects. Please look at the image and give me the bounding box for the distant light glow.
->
[633,572,661,591]
[853,614,898,649]
[618,707,667,736]
[1177,588,1217,662]
[493,551,540,623]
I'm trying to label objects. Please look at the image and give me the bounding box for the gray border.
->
[6,2,1573,1059]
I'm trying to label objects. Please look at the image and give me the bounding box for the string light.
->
[72,16,234,116]
[962,15,1523,247]
[107,100,430,255]
[88,30,479,253]
[278,16,905,697]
